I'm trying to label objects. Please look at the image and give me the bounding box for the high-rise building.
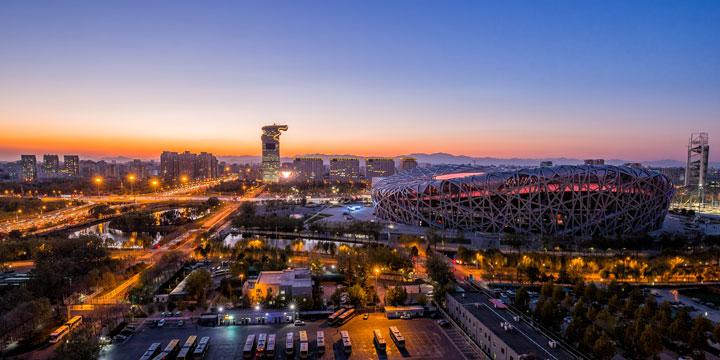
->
[178,151,197,180]
[399,157,418,173]
[329,158,360,181]
[365,158,396,178]
[21,155,37,181]
[64,155,80,177]
[128,159,147,179]
[197,152,218,179]
[261,124,288,183]
[685,132,709,188]
[160,151,179,179]
[43,154,59,176]
[584,159,605,165]
[293,157,324,182]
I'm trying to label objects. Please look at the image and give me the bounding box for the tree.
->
[347,284,365,308]
[689,315,712,352]
[515,286,530,311]
[56,327,101,360]
[583,325,599,349]
[385,286,408,306]
[593,332,616,360]
[501,232,526,252]
[184,269,213,301]
[416,293,428,307]
[638,326,662,358]
[331,288,343,306]
[206,197,221,207]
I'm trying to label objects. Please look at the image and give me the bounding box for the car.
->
[113,334,128,342]
[563,316,573,323]
[160,312,166,317]
[178,320,184,327]
[294,320,305,326]
[400,314,411,320]
[436,319,450,328]
[363,314,370,320]
[157,319,166,328]
[124,326,135,333]
[175,311,182,317]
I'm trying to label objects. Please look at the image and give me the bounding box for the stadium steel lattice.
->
[372,164,674,236]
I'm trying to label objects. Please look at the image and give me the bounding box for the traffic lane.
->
[102,315,457,360]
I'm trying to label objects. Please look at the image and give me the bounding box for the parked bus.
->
[327,308,346,325]
[65,316,83,330]
[150,352,169,360]
[139,343,162,360]
[242,334,255,359]
[163,339,180,358]
[49,325,70,344]
[389,326,405,348]
[298,330,308,344]
[299,341,309,359]
[177,335,198,360]
[373,329,387,352]
[285,332,294,355]
[316,331,325,355]
[177,347,191,360]
[256,333,267,358]
[340,331,352,353]
[266,334,276,358]
[338,308,356,325]
[193,337,210,360]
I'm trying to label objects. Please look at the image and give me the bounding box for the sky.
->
[1,1,719,162]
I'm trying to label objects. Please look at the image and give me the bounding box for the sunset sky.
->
[1,1,719,162]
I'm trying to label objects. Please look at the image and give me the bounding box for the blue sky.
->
[0,1,718,161]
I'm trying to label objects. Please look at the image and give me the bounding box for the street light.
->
[151,179,159,193]
[94,177,102,196]
[128,175,136,203]
[181,176,188,187]
[16,209,22,222]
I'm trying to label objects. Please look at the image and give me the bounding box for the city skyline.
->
[1,1,719,162]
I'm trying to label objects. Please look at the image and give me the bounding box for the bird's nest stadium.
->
[371,165,674,236]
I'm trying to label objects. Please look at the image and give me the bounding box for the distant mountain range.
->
[50,152,715,168]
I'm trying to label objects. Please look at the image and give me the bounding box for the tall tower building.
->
[197,152,218,179]
[64,155,80,177]
[685,132,709,188]
[43,154,59,176]
[261,124,288,183]
[21,155,37,181]
[160,151,179,179]
[178,151,197,180]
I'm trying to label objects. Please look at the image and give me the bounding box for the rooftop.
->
[250,268,312,289]
[449,291,573,360]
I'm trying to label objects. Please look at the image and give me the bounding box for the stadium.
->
[372,164,674,236]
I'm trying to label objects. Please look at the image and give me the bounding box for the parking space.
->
[101,313,465,360]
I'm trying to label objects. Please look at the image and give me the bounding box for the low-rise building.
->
[446,290,573,360]
[242,268,312,304]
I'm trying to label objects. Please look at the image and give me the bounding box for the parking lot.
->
[101,313,468,360]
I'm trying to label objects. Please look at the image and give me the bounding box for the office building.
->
[160,151,179,179]
[293,157,325,182]
[178,151,197,180]
[261,124,288,183]
[365,158,396,178]
[685,132,709,188]
[64,155,80,177]
[21,155,37,181]
[242,268,312,304]
[540,161,553,167]
[43,154,59,176]
[329,157,360,181]
[399,157,418,173]
[583,159,605,165]
[446,290,573,360]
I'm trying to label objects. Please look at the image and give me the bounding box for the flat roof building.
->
[64,155,80,177]
[446,290,574,360]
[242,268,312,305]
[43,154,59,176]
[399,157,418,173]
[365,158,396,179]
[21,155,36,181]
[293,157,325,182]
[329,158,360,181]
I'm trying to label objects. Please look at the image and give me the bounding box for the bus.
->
[150,352,169,360]
[373,329,387,352]
[255,333,267,358]
[340,331,352,354]
[182,335,198,351]
[327,308,346,325]
[266,334,276,358]
[177,348,191,360]
[139,343,162,360]
[193,337,210,360]
[338,308,356,325]
[242,334,255,359]
[177,335,198,360]
[285,332,294,355]
[163,339,180,358]
[298,330,308,344]
[316,331,325,355]
[299,341,309,359]
[65,316,82,330]
[389,326,405,348]
[49,325,70,344]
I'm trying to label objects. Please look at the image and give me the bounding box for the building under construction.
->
[685,132,709,188]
